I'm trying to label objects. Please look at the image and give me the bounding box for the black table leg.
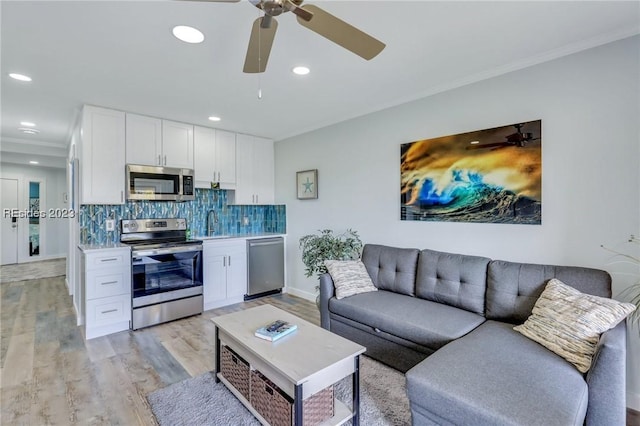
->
[294,383,303,426]
[353,355,360,426]
[215,326,220,383]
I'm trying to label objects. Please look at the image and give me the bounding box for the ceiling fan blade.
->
[243,17,278,73]
[296,4,385,60]
[466,142,512,150]
[284,0,313,21]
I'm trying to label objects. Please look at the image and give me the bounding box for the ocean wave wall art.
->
[400,120,542,224]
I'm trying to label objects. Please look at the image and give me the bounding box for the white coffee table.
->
[212,304,366,426]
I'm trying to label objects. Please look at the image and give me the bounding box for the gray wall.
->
[274,36,640,408]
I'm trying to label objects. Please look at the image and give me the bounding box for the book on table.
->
[255,320,298,342]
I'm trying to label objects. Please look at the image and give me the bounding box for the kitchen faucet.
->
[207,210,218,236]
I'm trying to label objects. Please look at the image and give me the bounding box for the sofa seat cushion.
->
[406,320,588,426]
[329,290,485,351]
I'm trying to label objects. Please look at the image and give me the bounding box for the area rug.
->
[147,355,411,426]
[0,258,66,284]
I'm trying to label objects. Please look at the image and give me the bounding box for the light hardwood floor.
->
[1,275,319,425]
[2,276,639,425]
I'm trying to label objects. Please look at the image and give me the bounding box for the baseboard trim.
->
[284,287,316,302]
[628,391,640,412]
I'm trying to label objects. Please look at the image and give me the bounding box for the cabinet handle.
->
[158,154,162,165]
[100,258,118,262]
[164,155,167,165]
[255,194,258,204]
[228,256,231,266]
[101,309,118,314]
[121,190,124,203]
[223,257,226,267]
[101,280,118,285]
[218,172,221,182]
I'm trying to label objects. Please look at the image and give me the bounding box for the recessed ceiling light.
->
[9,73,32,82]
[29,161,39,165]
[292,66,310,75]
[19,127,40,134]
[208,116,221,122]
[20,121,36,127]
[470,140,480,145]
[172,26,204,44]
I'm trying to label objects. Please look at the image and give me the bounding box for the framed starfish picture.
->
[296,169,318,199]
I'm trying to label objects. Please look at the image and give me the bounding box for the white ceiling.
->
[1,1,638,169]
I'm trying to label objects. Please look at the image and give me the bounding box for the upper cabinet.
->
[79,105,275,206]
[80,105,126,205]
[162,120,194,169]
[235,134,274,205]
[125,114,194,169]
[194,127,236,189]
[125,113,162,166]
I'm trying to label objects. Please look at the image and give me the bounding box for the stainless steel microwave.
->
[126,164,195,201]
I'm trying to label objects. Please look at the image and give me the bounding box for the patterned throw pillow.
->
[325,260,378,299]
[514,278,636,373]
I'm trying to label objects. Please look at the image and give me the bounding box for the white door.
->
[1,178,19,265]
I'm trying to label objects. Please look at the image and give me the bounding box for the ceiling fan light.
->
[9,73,32,82]
[172,25,204,44]
[292,66,310,75]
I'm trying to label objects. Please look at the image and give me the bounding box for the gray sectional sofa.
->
[318,244,627,426]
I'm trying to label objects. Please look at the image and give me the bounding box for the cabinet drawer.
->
[86,270,130,299]
[86,295,131,327]
[86,250,129,269]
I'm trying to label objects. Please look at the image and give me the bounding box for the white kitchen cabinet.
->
[194,127,236,189]
[80,105,126,204]
[81,247,132,339]
[125,113,162,166]
[162,120,194,169]
[234,134,274,204]
[203,240,247,310]
[215,129,237,188]
[125,116,194,169]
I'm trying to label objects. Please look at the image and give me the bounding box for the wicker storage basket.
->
[250,370,334,426]
[220,345,250,400]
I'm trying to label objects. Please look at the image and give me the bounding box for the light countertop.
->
[78,233,286,251]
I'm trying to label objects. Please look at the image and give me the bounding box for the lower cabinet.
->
[203,240,247,310]
[81,247,132,339]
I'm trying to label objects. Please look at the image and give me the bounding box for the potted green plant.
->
[299,229,363,306]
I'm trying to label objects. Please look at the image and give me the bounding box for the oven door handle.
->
[132,245,203,257]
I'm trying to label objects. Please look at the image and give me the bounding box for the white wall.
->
[0,163,69,260]
[275,36,640,409]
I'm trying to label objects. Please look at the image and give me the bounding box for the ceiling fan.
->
[181,0,386,73]
[466,124,540,150]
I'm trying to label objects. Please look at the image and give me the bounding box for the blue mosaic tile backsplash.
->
[79,189,286,244]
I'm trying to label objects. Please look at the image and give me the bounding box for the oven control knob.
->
[129,221,138,232]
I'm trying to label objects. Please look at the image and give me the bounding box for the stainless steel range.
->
[121,218,203,330]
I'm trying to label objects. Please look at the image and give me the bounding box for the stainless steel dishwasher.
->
[245,237,285,300]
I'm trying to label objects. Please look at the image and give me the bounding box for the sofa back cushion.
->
[361,244,420,296]
[415,249,490,315]
[486,260,612,323]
